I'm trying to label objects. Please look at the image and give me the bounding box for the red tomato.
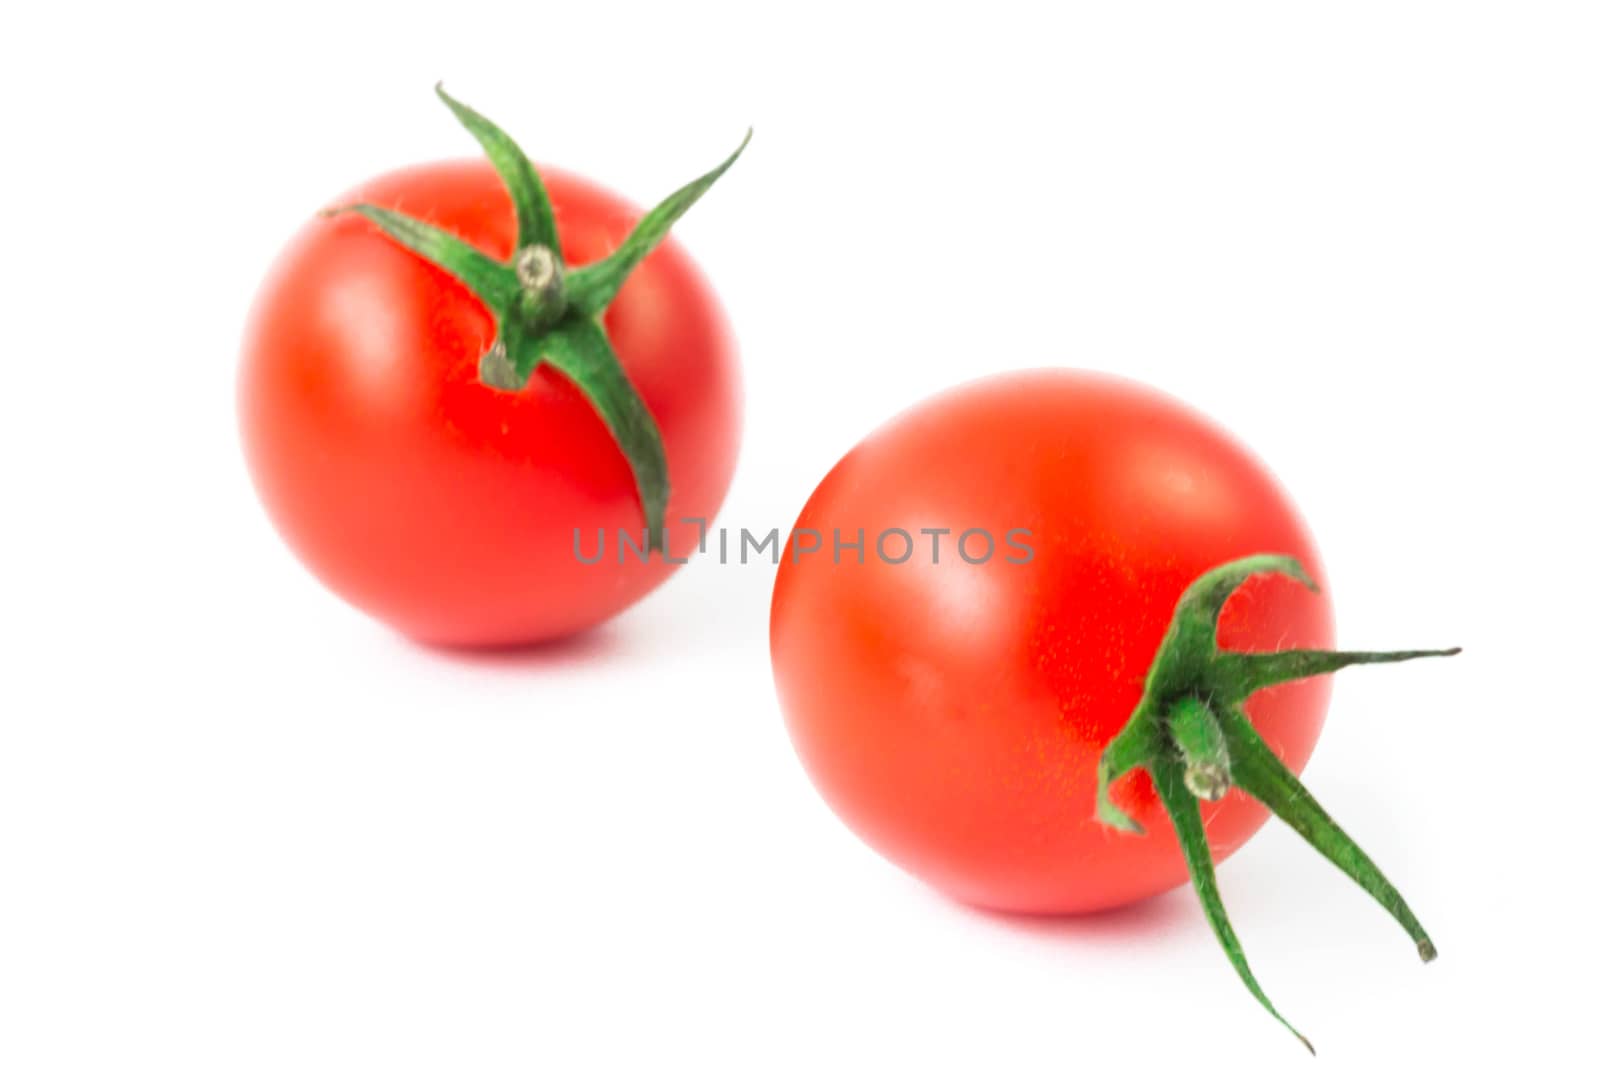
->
[769,370,1333,914]
[239,160,740,645]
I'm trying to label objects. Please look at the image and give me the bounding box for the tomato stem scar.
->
[1094,554,1459,1052]
[320,84,749,554]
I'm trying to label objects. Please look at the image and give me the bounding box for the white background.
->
[3,2,1596,1077]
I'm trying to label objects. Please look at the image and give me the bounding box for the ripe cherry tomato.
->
[240,102,742,645]
[769,370,1334,914]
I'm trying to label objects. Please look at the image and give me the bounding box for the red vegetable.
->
[769,369,1456,1049]
[239,87,745,644]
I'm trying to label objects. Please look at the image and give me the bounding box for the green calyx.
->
[1096,554,1459,1053]
[323,85,750,553]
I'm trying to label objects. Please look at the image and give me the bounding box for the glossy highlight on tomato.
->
[769,369,1334,914]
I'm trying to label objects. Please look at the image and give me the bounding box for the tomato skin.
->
[769,370,1334,914]
[239,159,741,645]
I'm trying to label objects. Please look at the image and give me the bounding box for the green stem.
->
[1151,756,1315,1055]
[1168,697,1230,801]
[322,202,518,311]
[543,320,670,552]
[1219,706,1437,961]
[1095,705,1162,834]
[1214,647,1461,699]
[434,84,559,252]
[565,130,751,316]
[322,86,748,556]
[510,245,568,339]
[1093,554,1458,1050]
